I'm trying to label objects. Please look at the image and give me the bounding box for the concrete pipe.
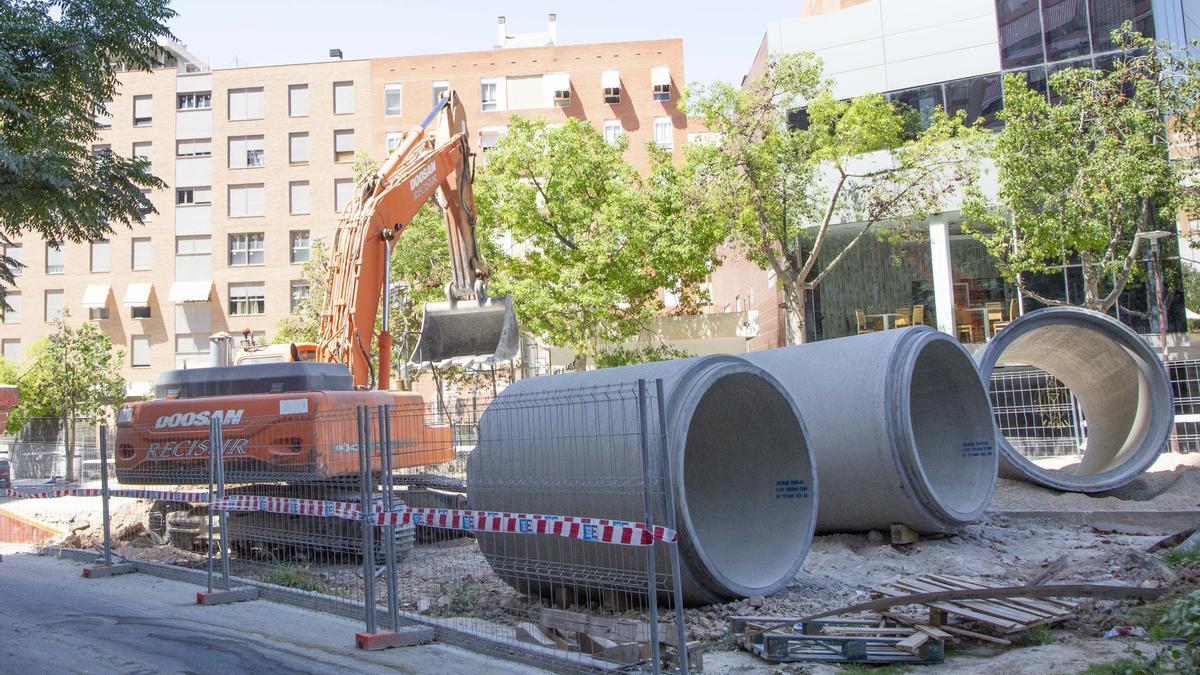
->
[468,355,817,606]
[976,307,1173,493]
[744,326,997,534]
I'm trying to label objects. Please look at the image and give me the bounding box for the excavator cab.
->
[410,294,520,367]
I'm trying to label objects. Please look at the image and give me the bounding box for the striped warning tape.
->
[1,488,679,547]
[3,487,208,503]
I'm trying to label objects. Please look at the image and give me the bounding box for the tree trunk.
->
[64,417,75,483]
[785,287,808,345]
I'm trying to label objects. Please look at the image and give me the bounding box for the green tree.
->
[684,53,983,344]
[0,0,173,297]
[963,28,1200,312]
[274,239,327,344]
[475,117,724,366]
[7,316,125,481]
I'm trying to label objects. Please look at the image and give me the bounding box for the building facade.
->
[0,19,688,393]
[712,0,1198,349]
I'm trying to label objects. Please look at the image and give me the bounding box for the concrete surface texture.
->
[745,326,997,534]
[976,306,1174,492]
[469,354,818,606]
[0,553,542,674]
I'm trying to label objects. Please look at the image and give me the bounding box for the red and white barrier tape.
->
[3,487,208,503]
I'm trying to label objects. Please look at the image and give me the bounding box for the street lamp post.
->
[1139,230,1172,363]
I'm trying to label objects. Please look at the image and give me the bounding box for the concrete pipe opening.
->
[469,355,817,606]
[681,371,814,597]
[746,327,997,534]
[976,307,1173,493]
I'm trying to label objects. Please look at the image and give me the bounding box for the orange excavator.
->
[112,91,518,555]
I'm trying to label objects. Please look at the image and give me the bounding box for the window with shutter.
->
[333,81,354,114]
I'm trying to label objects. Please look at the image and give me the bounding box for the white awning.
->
[81,284,110,309]
[651,66,671,86]
[168,281,212,303]
[601,69,620,89]
[123,283,153,307]
[545,72,570,92]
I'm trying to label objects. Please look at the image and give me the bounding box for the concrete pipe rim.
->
[669,358,818,603]
[887,327,999,529]
[976,307,1174,493]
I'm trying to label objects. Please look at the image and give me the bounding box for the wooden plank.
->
[1030,555,1069,584]
[928,574,1078,613]
[515,622,558,649]
[890,578,1050,625]
[894,632,930,655]
[914,624,953,640]
[918,575,1071,617]
[540,608,660,644]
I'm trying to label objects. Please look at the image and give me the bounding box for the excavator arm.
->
[316,91,512,389]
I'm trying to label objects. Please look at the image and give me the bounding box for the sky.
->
[166,0,808,86]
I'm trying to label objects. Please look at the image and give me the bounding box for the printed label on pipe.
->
[775,479,809,499]
[960,440,994,458]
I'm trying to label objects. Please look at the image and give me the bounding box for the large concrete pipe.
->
[976,307,1173,492]
[744,326,997,534]
[468,355,817,606]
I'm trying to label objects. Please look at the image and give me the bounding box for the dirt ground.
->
[8,454,1199,673]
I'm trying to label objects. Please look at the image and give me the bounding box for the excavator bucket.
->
[410,295,520,366]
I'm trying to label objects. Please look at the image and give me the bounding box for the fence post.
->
[214,416,231,591]
[358,405,378,635]
[637,379,662,675]
[206,416,216,593]
[656,378,690,673]
[378,404,400,629]
[98,425,112,567]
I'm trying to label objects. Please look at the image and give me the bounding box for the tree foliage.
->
[684,53,983,344]
[274,240,327,344]
[6,316,125,480]
[0,0,174,297]
[476,117,724,365]
[963,27,1200,312]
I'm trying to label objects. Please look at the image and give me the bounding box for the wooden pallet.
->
[731,615,946,665]
[870,574,1077,634]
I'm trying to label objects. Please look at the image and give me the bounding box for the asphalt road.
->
[0,552,539,674]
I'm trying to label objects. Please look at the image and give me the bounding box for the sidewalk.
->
[0,552,543,674]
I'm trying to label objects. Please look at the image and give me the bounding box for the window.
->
[138,189,153,219]
[1014,65,1049,97]
[228,87,264,121]
[131,305,151,319]
[175,333,208,356]
[96,100,112,128]
[91,143,111,156]
[131,238,151,270]
[2,339,20,362]
[176,186,212,206]
[945,74,1004,130]
[90,239,110,273]
[290,230,310,264]
[132,95,152,126]
[603,120,622,145]
[479,129,503,156]
[334,179,354,212]
[290,280,310,313]
[228,233,265,266]
[5,243,22,277]
[44,290,64,322]
[1089,0,1155,53]
[289,181,310,215]
[132,142,152,164]
[131,335,150,367]
[228,135,264,168]
[480,79,499,111]
[997,0,1045,69]
[890,85,946,128]
[431,80,449,108]
[228,184,264,217]
[45,243,63,275]
[386,132,403,153]
[176,91,211,110]
[506,75,544,110]
[1042,0,1090,62]
[653,117,673,149]
[547,72,570,107]
[651,66,671,101]
[334,129,355,162]
[176,138,212,157]
[89,306,109,321]
[3,292,20,323]
[288,132,309,164]
[289,84,309,117]
[333,81,354,114]
[228,282,265,315]
[602,70,621,104]
[176,235,211,255]
[384,83,402,116]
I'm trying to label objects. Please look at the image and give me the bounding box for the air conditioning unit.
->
[553,89,571,107]
[603,86,620,104]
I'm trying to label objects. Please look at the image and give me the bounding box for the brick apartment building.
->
[0,16,689,394]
